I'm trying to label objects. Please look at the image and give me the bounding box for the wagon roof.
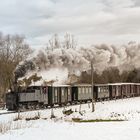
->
[51,85,71,87]
[94,83,140,86]
[108,83,137,85]
[94,84,109,86]
[72,84,92,87]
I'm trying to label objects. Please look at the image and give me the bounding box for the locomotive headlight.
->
[8,89,11,93]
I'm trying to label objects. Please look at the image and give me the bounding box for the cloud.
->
[0,0,140,47]
[133,0,140,6]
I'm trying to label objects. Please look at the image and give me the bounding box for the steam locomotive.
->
[6,83,140,111]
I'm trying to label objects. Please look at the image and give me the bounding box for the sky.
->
[0,0,140,48]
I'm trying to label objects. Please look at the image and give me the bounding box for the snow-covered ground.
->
[1,97,140,140]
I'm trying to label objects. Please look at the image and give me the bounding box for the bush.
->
[25,112,41,121]
[63,109,73,115]
[0,121,32,134]
[0,121,12,134]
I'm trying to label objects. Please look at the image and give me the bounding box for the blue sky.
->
[0,0,140,47]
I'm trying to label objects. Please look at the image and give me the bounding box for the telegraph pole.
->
[51,80,55,118]
[91,61,95,112]
[14,72,20,119]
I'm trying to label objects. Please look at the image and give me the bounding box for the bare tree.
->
[63,33,77,49]
[46,33,77,51]
[0,33,33,101]
[47,34,60,51]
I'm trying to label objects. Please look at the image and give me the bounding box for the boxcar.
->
[71,84,92,103]
[49,85,71,106]
[121,83,134,98]
[109,83,122,99]
[109,83,139,98]
[121,83,137,97]
[94,84,110,100]
[60,85,71,104]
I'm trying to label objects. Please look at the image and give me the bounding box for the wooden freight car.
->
[71,84,92,103]
[48,85,72,106]
[94,84,110,101]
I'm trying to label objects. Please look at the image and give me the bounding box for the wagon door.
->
[138,85,140,95]
[112,86,116,98]
[64,87,68,103]
[41,86,48,105]
[87,86,92,100]
[122,85,124,97]
[137,85,140,95]
[48,86,52,106]
[72,87,78,101]
[118,85,121,97]
[61,87,65,104]
[52,87,59,105]
[134,85,137,96]
[136,85,139,95]
[93,86,98,100]
[67,87,71,102]
[54,87,59,104]
[116,86,119,97]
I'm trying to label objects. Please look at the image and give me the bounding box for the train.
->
[6,83,140,111]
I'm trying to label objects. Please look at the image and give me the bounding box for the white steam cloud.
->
[16,42,140,85]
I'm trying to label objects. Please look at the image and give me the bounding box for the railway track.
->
[0,96,136,116]
[0,111,16,115]
[0,101,93,116]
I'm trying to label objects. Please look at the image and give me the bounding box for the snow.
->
[0,110,8,114]
[1,97,140,140]
[1,120,140,140]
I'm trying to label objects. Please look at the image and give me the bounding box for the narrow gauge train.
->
[6,83,140,111]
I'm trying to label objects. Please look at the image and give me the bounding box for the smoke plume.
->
[15,42,140,85]
[15,60,35,79]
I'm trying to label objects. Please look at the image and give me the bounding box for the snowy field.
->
[1,97,140,140]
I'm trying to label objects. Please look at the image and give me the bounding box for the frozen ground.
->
[1,97,140,140]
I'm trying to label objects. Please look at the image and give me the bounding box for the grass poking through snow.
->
[72,118,125,123]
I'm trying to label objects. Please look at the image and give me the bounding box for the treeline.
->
[0,33,33,101]
[79,67,140,84]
